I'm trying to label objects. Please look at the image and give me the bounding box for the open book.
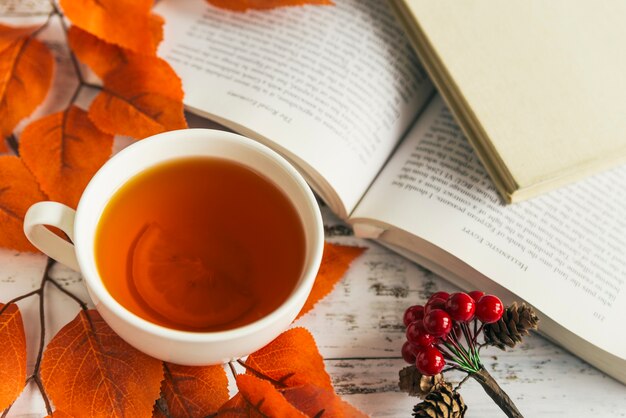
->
[390,0,626,203]
[154,0,626,383]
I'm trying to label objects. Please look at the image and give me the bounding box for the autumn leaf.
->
[68,16,164,80]
[60,0,160,54]
[89,56,187,139]
[41,310,163,418]
[45,411,74,418]
[153,363,229,418]
[0,303,27,412]
[282,384,368,417]
[0,156,47,251]
[67,26,124,79]
[297,242,366,319]
[207,0,333,12]
[245,327,332,390]
[19,106,113,209]
[0,24,36,51]
[217,375,306,417]
[0,23,54,146]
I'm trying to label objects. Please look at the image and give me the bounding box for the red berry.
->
[445,292,476,322]
[476,295,504,323]
[423,309,452,337]
[403,305,425,327]
[416,346,445,375]
[406,321,435,347]
[402,341,419,364]
[429,291,450,301]
[468,290,485,303]
[425,297,447,314]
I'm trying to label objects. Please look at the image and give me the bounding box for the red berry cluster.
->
[401,291,503,375]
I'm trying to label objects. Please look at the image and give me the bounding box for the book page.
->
[154,0,433,216]
[352,96,626,358]
[398,0,626,201]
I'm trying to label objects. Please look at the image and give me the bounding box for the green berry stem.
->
[446,334,473,366]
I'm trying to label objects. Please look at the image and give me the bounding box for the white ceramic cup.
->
[23,129,324,365]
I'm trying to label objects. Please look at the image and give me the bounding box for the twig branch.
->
[6,134,19,155]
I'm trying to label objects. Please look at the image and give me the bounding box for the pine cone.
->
[399,365,444,398]
[412,383,466,418]
[484,302,539,349]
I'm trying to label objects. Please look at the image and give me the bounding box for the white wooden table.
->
[2,205,624,417]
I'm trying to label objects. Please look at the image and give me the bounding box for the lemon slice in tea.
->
[131,223,254,329]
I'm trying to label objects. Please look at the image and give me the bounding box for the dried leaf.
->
[297,242,365,319]
[224,375,306,417]
[59,0,159,54]
[67,26,124,79]
[0,303,27,411]
[0,24,54,143]
[68,16,164,79]
[0,24,36,51]
[19,106,113,209]
[89,56,187,139]
[41,310,163,418]
[46,411,74,418]
[206,0,333,12]
[282,384,368,418]
[215,393,248,417]
[245,327,332,390]
[155,363,229,418]
[0,156,47,251]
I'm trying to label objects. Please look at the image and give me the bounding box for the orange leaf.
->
[41,310,163,418]
[0,24,54,143]
[89,56,187,139]
[206,0,333,12]
[19,106,113,209]
[0,303,27,411]
[223,375,306,417]
[154,363,229,418]
[46,411,74,418]
[0,24,36,51]
[67,26,124,79]
[60,0,159,54]
[282,384,368,417]
[245,327,332,390]
[297,242,365,319]
[215,393,248,417]
[68,16,164,79]
[0,156,46,251]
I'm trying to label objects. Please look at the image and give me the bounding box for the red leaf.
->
[19,106,113,209]
[297,243,366,319]
[0,303,27,411]
[245,327,332,390]
[154,363,229,418]
[0,23,54,145]
[41,310,163,418]
[0,156,47,251]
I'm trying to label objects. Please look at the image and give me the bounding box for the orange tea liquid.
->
[95,157,306,332]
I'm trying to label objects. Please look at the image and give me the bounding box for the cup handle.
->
[24,202,80,271]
